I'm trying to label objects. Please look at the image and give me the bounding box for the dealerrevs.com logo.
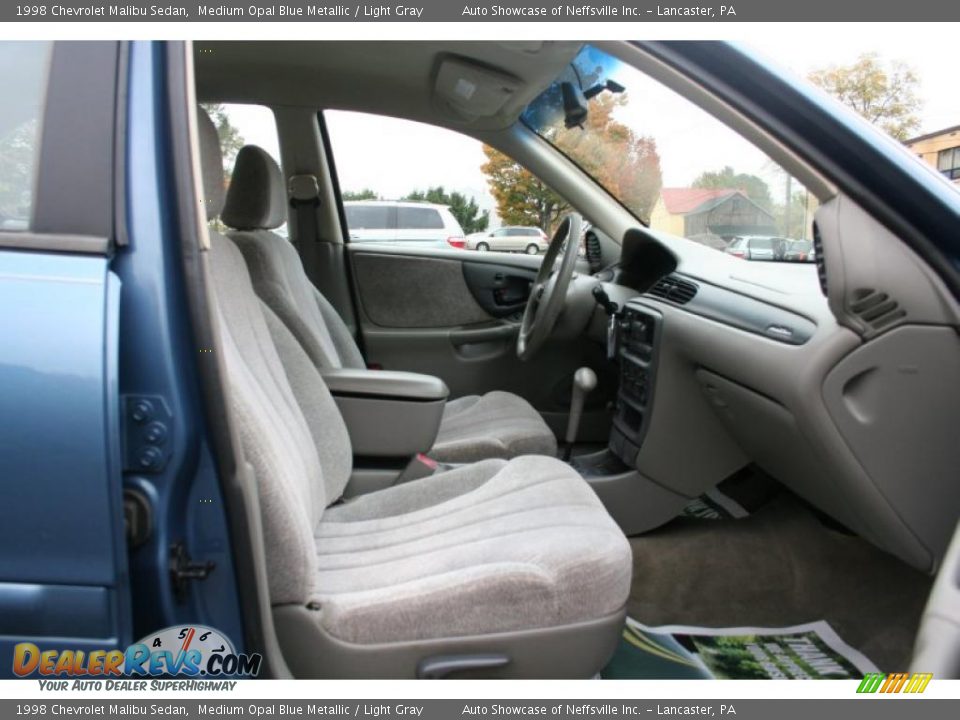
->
[13,625,261,679]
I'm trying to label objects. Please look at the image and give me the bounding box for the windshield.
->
[522,45,818,263]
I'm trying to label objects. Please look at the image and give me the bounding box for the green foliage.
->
[200,103,245,175]
[481,146,569,231]
[482,92,662,229]
[808,53,922,140]
[481,94,662,228]
[342,188,379,201]
[692,166,773,211]
[402,186,489,234]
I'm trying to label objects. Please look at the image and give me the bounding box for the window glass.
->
[522,45,820,271]
[0,42,52,232]
[937,147,960,180]
[327,110,563,255]
[397,206,444,230]
[345,204,391,229]
[201,103,287,237]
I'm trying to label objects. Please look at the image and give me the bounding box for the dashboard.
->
[593,217,959,574]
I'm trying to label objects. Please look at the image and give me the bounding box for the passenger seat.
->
[196,108,631,678]
[221,144,558,463]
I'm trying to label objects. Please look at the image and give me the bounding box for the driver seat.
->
[222,144,557,463]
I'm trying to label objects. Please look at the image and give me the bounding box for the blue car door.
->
[0,42,132,676]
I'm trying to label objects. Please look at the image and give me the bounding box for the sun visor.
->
[434,56,522,121]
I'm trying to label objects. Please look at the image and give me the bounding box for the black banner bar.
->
[3,0,960,22]
[1,699,958,719]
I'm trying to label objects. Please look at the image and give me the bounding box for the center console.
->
[608,305,662,467]
[321,368,449,458]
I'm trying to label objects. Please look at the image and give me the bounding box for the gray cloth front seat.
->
[197,109,631,678]
[221,144,558,463]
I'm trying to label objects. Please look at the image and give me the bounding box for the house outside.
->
[649,188,777,247]
[905,125,960,185]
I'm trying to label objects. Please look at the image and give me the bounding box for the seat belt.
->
[287,173,364,353]
[288,174,321,249]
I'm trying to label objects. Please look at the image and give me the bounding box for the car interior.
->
[187,41,960,679]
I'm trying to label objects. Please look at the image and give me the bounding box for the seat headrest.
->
[196,106,225,220]
[222,145,287,231]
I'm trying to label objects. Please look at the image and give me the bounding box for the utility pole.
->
[783,173,792,236]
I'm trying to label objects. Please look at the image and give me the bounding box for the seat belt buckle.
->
[396,453,440,484]
[415,453,439,471]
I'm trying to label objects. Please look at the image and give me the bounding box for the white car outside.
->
[343,200,466,249]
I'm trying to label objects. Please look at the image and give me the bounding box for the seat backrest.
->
[197,108,351,607]
[222,145,364,372]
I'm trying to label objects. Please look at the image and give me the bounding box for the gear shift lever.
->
[563,367,597,461]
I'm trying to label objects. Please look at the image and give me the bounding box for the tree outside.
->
[481,145,569,232]
[808,53,922,141]
[692,166,773,211]
[0,119,37,223]
[342,188,379,201]
[402,186,489,234]
[199,104,244,230]
[482,93,663,231]
[201,103,245,178]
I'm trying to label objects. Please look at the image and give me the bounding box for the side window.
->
[345,204,392,230]
[326,110,558,255]
[397,206,444,230]
[201,103,287,238]
[0,42,52,232]
[937,147,960,181]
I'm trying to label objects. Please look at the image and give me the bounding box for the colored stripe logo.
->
[857,672,932,694]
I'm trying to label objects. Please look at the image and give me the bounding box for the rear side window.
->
[346,205,392,229]
[397,206,443,230]
[202,103,286,236]
[750,238,774,250]
[0,42,52,232]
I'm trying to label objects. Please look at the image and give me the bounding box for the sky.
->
[223,38,957,227]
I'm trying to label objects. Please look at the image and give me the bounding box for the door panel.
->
[348,245,616,441]
[0,251,130,670]
[353,252,490,327]
[0,41,134,676]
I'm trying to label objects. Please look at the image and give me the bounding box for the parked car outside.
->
[343,200,466,250]
[466,225,550,254]
[783,239,816,262]
[724,235,791,261]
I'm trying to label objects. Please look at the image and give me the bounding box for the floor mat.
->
[628,496,933,671]
[680,467,782,520]
[602,617,878,679]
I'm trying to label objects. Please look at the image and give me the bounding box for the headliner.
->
[193,40,583,131]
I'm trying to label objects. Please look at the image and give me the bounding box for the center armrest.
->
[321,368,449,402]
[321,368,449,458]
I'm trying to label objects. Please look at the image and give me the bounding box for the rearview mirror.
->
[561,82,588,128]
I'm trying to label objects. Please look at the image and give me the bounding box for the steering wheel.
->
[517,213,583,360]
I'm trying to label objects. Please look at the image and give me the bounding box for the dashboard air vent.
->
[649,275,698,305]
[849,288,906,331]
[812,221,827,296]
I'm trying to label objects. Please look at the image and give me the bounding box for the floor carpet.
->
[623,495,933,672]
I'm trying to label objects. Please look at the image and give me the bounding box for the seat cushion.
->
[432,391,558,463]
[314,456,632,645]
